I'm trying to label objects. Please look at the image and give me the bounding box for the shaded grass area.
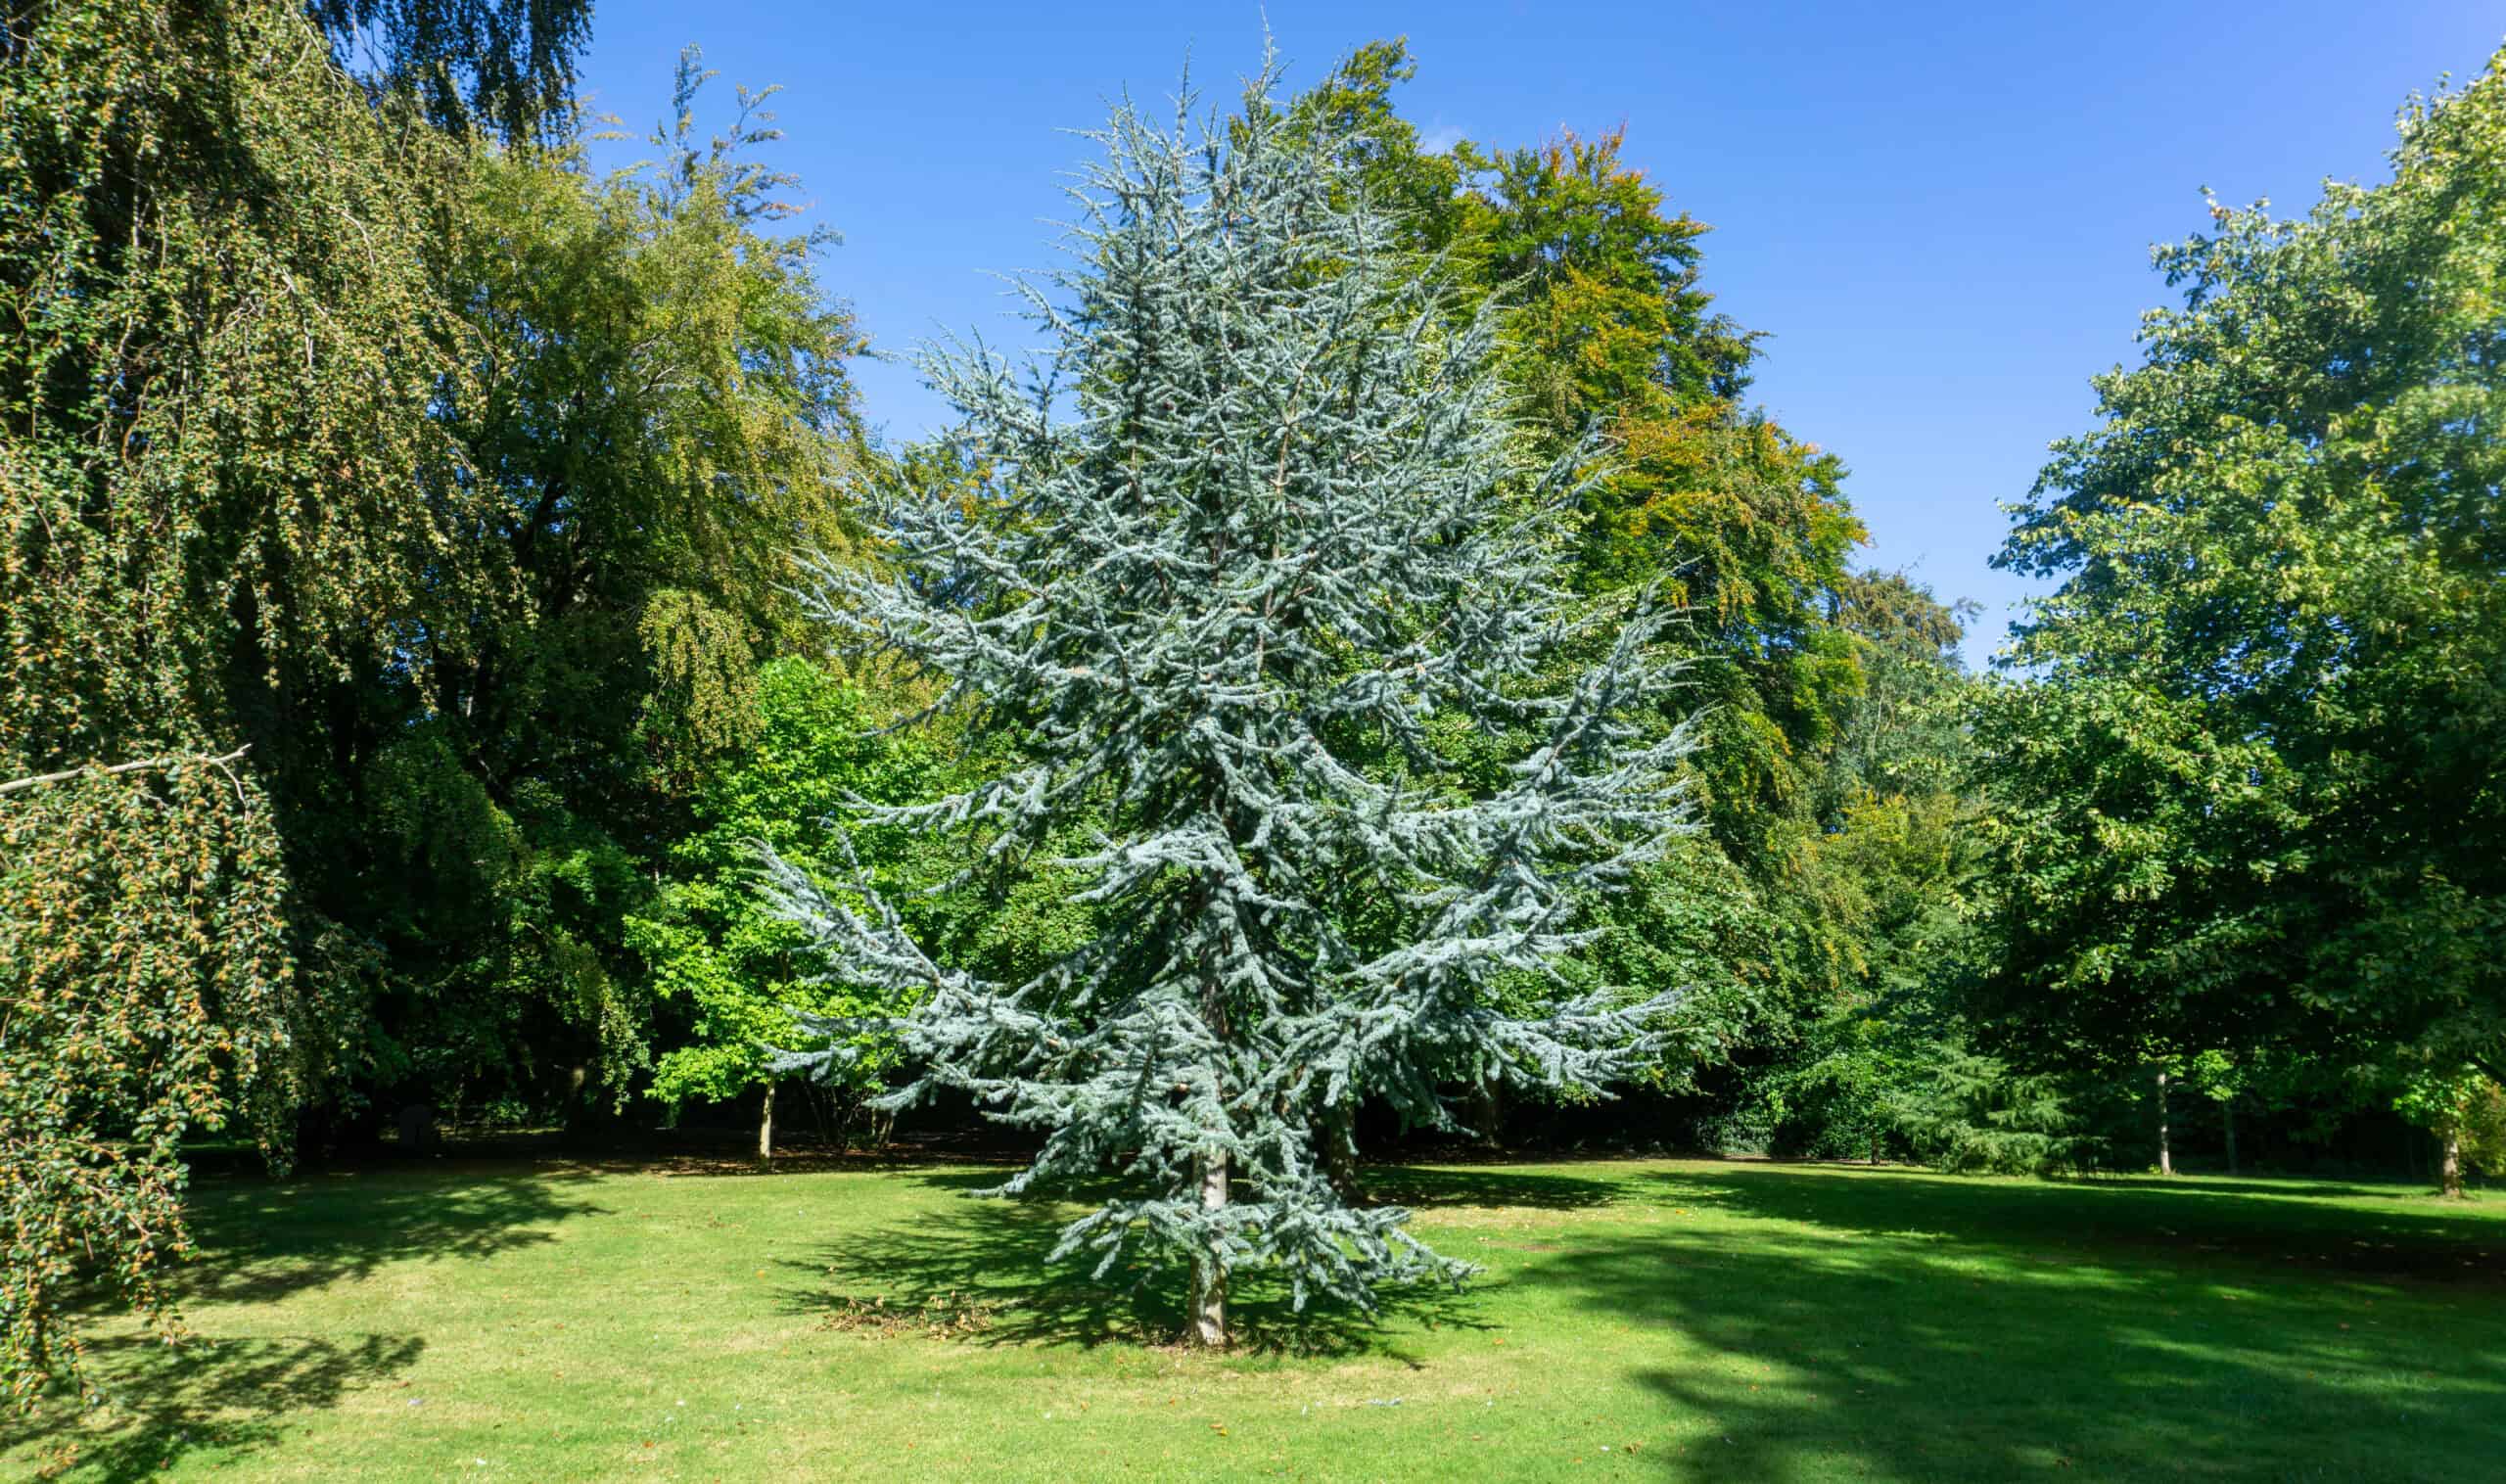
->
[4,1158,2500,1480]
[774,1167,1488,1360]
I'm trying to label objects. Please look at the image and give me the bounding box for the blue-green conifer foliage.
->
[765,55,1700,1340]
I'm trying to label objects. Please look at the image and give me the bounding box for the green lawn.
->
[7,1155,2502,1481]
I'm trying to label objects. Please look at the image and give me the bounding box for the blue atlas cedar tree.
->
[763,49,1702,1346]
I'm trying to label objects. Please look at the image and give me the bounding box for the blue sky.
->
[577,2,2501,665]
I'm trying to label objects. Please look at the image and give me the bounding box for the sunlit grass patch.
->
[5,1158,2500,1481]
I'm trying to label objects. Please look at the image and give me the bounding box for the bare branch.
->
[0,747,252,797]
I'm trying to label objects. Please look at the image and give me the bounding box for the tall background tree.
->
[1279,41,1979,1152]
[3,0,881,1400]
[284,50,874,1137]
[308,0,593,144]
[1972,45,2506,1181]
[1,0,485,1398]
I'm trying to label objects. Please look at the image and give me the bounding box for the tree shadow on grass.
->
[1356,1163,1631,1212]
[2,1162,609,1481]
[1645,1164,2506,1287]
[2065,1174,2416,1201]
[175,1160,613,1306]
[0,1332,423,1483]
[776,1170,1490,1364]
[1524,1166,2506,1481]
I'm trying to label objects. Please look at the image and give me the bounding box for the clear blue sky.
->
[576,2,2501,665]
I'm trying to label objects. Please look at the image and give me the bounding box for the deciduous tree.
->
[1975,48,2506,1082]
[1,0,475,1401]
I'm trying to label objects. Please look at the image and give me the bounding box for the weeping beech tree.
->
[1,0,476,1401]
[765,54,1699,1346]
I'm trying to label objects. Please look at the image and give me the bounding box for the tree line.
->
[3,0,2500,1386]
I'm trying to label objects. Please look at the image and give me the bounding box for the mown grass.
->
[6,1154,2502,1481]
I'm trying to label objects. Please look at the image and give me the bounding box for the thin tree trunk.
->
[2222,1096,2238,1176]
[2156,1070,2173,1176]
[1190,1150,1229,1347]
[1471,1078,1505,1150]
[1188,855,1234,1347]
[758,1080,775,1162]
[807,1083,841,1149]
[1318,1102,1362,1200]
[561,1064,590,1142]
[2440,1132,2464,1199]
